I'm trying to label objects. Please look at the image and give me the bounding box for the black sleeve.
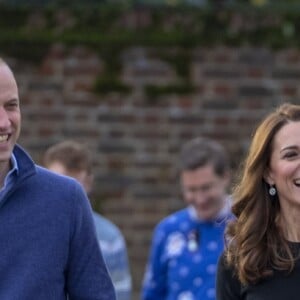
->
[216,253,243,300]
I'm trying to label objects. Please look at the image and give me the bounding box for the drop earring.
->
[269,185,276,196]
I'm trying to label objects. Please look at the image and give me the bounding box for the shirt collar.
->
[3,153,19,188]
[11,153,18,174]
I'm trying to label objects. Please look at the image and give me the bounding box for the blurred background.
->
[1,0,300,298]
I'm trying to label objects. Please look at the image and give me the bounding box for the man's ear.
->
[223,170,231,188]
[84,173,94,195]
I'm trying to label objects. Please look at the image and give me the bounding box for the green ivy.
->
[2,3,300,95]
[145,82,196,99]
[154,50,191,78]
[93,76,132,95]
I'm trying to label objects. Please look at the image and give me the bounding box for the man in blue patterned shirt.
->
[43,140,132,300]
[142,137,232,300]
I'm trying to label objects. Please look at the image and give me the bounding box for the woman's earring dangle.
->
[269,185,276,196]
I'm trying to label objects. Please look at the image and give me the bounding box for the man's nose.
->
[0,107,10,129]
[193,190,206,202]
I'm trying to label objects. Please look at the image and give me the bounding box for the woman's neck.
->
[280,210,300,242]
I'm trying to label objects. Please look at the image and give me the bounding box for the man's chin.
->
[196,210,218,221]
[0,151,14,164]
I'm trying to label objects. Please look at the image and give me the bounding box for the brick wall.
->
[8,45,300,298]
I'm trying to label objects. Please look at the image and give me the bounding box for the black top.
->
[216,244,300,300]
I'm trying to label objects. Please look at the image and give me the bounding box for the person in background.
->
[0,57,115,299]
[43,140,132,300]
[142,137,232,300]
[217,103,300,300]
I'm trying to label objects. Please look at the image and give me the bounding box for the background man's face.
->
[47,161,93,194]
[181,164,229,221]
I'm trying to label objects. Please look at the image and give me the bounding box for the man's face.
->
[0,64,21,171]
[180,164,229,221]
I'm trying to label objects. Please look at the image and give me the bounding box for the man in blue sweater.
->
[0,57,116,299]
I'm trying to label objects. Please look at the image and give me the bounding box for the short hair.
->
[0,57,14,75]
[43,140,93,174]
[178,137,229,176]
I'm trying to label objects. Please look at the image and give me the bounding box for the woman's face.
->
[266,121,300,211]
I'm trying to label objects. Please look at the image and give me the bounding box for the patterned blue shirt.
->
[93,212,131,300]
[142,201,232,300]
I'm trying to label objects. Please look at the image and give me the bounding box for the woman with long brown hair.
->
[217,103,300,300]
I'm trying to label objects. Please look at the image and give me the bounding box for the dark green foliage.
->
[2,5,300,50]
[154,49,191,78]
[93,76,132,95]
[0,5,30,28]
[145,82,196,99]
[2,3,300,94]
[0,38,51,62]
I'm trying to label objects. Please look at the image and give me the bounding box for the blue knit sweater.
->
[142,205,232,300]
[0,145,116,300]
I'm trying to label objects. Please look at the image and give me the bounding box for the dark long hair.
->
[225,103,300,285]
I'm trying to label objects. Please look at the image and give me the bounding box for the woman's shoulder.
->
[216,252,243,300]
[217,252,232,274]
